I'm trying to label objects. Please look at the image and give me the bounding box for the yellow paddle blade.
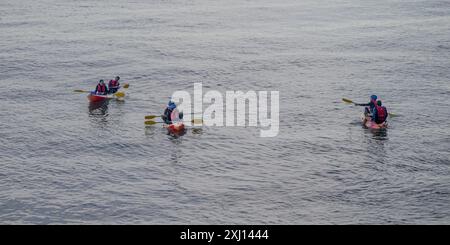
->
[388,112,398,117]
[123,83,129,89]
[114,91,125,97]
[342,98,353,104]
[144,120,158,125]
[145,115,158,120]
[74,90,89,93]
[191,119,203,124]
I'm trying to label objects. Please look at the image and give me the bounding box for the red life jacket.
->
[96,84,106,93]
[375,106,387,123]
[109,79,119,88]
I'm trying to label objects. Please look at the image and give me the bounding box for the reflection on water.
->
[2,0,448,225]
[144,125,157,136]
[191,128,203,135]
[167,128,186,138]
[89,100,109,115]
[88,101,109,126]
[363,127,388,165]
[169,141,183,165]
[366,136,388,165]
[371,129,388,140]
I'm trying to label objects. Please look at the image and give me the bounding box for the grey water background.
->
[1,0,449,224]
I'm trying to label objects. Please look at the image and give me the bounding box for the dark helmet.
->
[370,95,377,101]
[115,76,120,81]
[377,100,382,106]
[99,79,104,84]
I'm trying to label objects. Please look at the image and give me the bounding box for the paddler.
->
[94,79,108,95]
[355,95,378,116]
[162,101,177,124]
[108,76,120,94]
[161,101,183,124]
[372,100,388,124]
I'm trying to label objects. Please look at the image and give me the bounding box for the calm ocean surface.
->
[0,0,449,224]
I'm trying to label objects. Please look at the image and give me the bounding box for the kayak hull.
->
[88,94,107,103]
[166,122,185,133]
[362,115,387,129]
[87,94,114,103]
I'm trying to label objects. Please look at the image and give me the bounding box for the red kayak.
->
[362,115,387,129]
[87,94,112,103]
[166,122,185,133]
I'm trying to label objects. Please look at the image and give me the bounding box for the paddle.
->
[74,89,90,93]
[342,98,355,104]
[145,113,203,120]
[112,83,128,98]
[74,89,125,98]
[114,91,125,98]
[144,118,203,125]
[145,113,204,123]
[144,120,162,125]
[74,83,128,92]
[191,118,203,124]
[342,98,398,117]
[145,115,159,120]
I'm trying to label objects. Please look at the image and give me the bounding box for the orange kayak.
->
[362,115,387,129]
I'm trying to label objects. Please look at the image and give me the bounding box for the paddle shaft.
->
[343,98,397,117]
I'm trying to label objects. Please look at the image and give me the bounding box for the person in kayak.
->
[161,101,184,124]
[94,80,108,95]
[162,101,177,124]
[355,95,378,116]
[372,100,388,124]
[108,76,120,94]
